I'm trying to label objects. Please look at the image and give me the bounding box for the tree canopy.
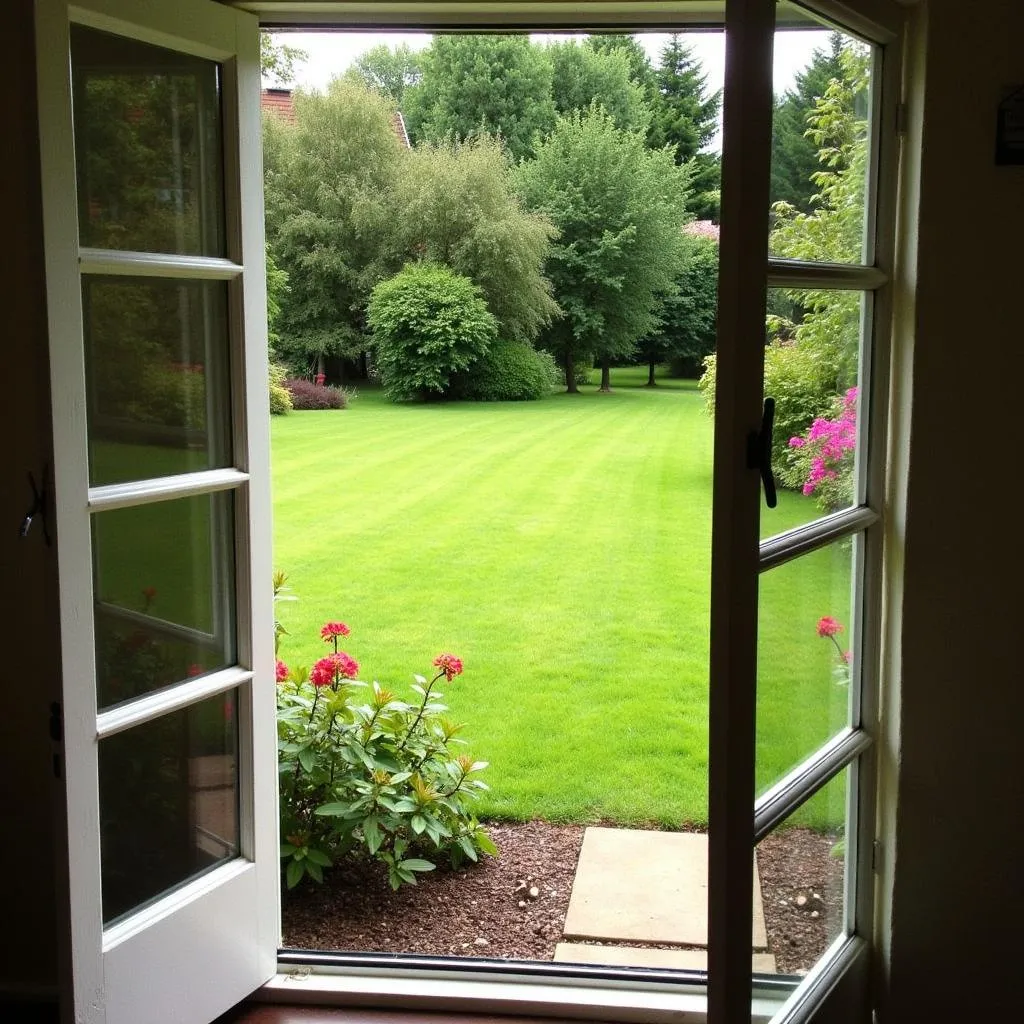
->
[344,42,422,105]
[548,40,650,133]
[515,108,693,391]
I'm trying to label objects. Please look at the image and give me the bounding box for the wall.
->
[0,0,62,1004]
[878,0,1024,1017]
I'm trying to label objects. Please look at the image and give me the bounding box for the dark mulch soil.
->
[282,822,843,975]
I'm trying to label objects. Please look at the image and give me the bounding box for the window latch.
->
[747,398,778,509]
[19,466,51,546]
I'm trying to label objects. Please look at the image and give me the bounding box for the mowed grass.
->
[272,368,849,827]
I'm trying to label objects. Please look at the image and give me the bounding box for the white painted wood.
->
[79,248,244,280]
[765,260,886,291]
[95,666,254,739]
[37,1,274,1021]
[87,468,250,511]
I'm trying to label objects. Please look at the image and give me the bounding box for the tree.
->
[548,40,650,133]
[260,33,307,86]
[637,232,718,385]
[345,42,422,105]
[770,33,846,214]
[263,81,403,375]
[648,35,722,221]
[403,36,555,161]
[585,34,656,93]
[515,108,692,393]
[387,137,559,342]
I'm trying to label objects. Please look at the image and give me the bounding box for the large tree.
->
[403,36,555,161]
[770,32,846,214]
[515,108,692,392]
[648,35,722,221]
[585,34,656,93]
[263,81,403,375]
[344,42,422,106]
[260,33,307,86]
[548,40,650,133]
[387,136,560,342]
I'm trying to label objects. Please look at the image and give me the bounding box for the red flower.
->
[142,586,157,602]
[432,653,463,681]
[275,659,289,683]
[817,616,844,638]
[186,663,204,677]
[320,621,351,642]
[310,652,359,687]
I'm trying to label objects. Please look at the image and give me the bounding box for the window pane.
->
[99,689,239,924]
[70,23,225,256]
[84,276,232,487]
[761,289,865,539]
[753,768,849,1005]
[93,492,236,710]
[770,5,874,265]
[757,538,856,796]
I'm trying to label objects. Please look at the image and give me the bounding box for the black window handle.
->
[747,397,777,509]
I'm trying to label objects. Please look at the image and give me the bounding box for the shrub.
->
[269,362,293,415]
[275,597,495,890]
[368,262,497,402]
[457,340,558,401]
[285,378,350,410]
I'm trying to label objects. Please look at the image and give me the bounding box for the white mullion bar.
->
[96,665,253,740]
[88,467,249,512]
[766,259,886,291]
[79,247,243,280]
[759,506,877,571]
[754,728,871,843]
[95,601,217,646]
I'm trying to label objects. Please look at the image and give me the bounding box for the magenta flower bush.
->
[783,387,858,512]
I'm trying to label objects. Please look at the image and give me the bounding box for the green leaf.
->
[297,745,315,773]
[475,831,498,856]
[400,858,436,873]
[457,836,479,862]
[279,843,296,857]
[410,814,427,835]
[306,849,332,867]
[314,801,352,817]
[363,815,383,854]
[285,859,304,889]
[305,860,324,883]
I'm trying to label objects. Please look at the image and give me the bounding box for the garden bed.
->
[281,821,843,975]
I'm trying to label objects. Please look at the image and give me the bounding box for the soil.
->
[281,821,844,976]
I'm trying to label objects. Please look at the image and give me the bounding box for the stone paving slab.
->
[562,827,768,950]
[554,943,777,973]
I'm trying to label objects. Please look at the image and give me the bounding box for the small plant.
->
[817,615,852,686]
[275,596,495,890]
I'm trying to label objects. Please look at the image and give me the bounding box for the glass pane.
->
[71,23,225,256]
[761,289,865,539]
[84,276,232,486]
[770,5,874,264]
[93,492,236,710]
[99,690,239,924]
[753,768,849,1005]
[756,538,856,796]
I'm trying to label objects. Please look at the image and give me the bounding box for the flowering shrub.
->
[781,388,858,512]
[275,595,495,890]
[817,615,852,686]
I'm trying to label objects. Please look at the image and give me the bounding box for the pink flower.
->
[320,621,351,642]
[310,652,359,687]
[186,663,204,677]
[788,436,806,448]
[842,650,852,665]
[315,372,326,386]
[275,659,289,683]
[817,616,844,638]
[432,653,463,682]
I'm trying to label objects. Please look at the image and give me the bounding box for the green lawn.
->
[272,368,850,827]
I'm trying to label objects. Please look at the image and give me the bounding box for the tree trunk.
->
[564,350,578,394]
[358,350,369,380]
[599,357,612,392]
[646,358,657,387]
[316,352,325,378]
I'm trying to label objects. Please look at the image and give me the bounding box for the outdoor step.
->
[562,827,768,950]
[554,943,777,973]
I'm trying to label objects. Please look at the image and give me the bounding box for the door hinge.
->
[872,839,882,872]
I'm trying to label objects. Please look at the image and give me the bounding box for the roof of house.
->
[260,88,411,149]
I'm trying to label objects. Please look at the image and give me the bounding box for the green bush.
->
[458,340,558,401]
[269,362,293,415]
[368,262,497,402]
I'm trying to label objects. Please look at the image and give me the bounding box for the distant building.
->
[260,88,411,149]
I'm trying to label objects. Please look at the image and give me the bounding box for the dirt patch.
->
[281,821,842,975]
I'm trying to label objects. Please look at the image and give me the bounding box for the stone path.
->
[558,826,775,972]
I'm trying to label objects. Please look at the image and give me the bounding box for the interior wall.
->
[879,0,1024,1017]
[0,0,62,1003]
